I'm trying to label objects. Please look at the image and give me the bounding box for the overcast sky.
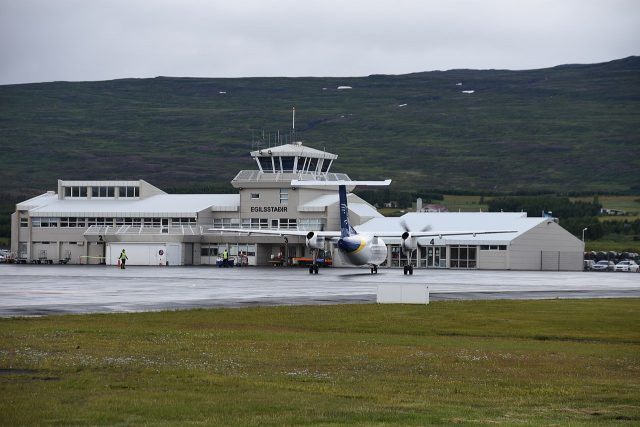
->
[1,0,639,85]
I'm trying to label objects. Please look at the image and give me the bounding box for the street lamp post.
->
[582,227,588,242]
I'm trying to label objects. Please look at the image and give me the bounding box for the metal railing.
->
[84,225,200,236]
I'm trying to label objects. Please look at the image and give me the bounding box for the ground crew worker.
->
[223,248,229,267]
[119,249,128,269]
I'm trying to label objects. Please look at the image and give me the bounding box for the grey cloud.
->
[0,0,638,84]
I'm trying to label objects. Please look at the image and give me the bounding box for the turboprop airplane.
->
[209,180,516,275]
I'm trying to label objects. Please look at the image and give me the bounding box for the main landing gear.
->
[370,265,378,274]
[309,248,319,274]
[403,248,415,275]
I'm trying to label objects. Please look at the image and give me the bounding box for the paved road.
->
[0,264,638,316]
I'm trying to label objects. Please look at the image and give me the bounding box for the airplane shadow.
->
[337,272,385,279]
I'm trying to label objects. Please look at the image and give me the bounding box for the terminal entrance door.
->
[423,246,447,268]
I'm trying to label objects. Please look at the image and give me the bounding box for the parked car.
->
[614,260,640,272]
[583,260,596,271]
[592,260,615,271]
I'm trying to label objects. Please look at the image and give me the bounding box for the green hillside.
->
[1,57,639,205]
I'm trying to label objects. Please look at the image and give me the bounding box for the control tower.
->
[233,141,345,187]
[230,142,379,233]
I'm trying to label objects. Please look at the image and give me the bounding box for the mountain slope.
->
[1,57,639,198]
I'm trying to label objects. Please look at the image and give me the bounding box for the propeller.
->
[400,219,431,235]
[398,219,431,275]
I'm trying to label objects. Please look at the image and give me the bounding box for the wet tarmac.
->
[0,264,638,316]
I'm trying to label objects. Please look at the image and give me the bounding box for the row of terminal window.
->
[64,186,139,198]
[213,217,324,230]
[24,217,196,227]
[201,244,256,257]
[24,216,322,230]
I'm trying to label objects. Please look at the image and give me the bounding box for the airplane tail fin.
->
[338,185,356,237]
[290,179,391,238]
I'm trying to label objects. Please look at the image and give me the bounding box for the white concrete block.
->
[377,284,429,304]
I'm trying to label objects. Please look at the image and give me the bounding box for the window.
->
[306,158,318,172]
[213,218,235,228]
[299,157,308,171]
[121,186,139,198]
[32,217,58,227]
[65,186,87,198]
[250,193,260,200]
[60,217,79,228]
[280,156,295,172]
[171,217,196,225]
[298,218,325,231]
[258,157,273,172]
[279,188,288,204]
[92,186,115,198]
[241,218,268,229]
[235,244,256,257]
[86,217,114,227]
[480,245,507,251]
[20,217,28,227]
[320,159,332,173]
[449,245,477,269]
[143,218,161,227]
[201,246,218,257]
[279,218,297,230]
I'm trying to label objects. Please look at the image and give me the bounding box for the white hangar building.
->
[10,142,584,270]
[356,212,584,271]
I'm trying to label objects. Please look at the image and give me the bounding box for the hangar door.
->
[541,251,582,271]
[106,243,182,266]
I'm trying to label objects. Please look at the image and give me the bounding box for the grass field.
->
[441,195,489,212]
[1,300,639,425]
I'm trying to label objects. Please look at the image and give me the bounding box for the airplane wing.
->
[367,230,517,238]
[207,228,341,237]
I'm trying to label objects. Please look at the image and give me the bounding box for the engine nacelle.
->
[306,232,325,250]
[401,231,418,251]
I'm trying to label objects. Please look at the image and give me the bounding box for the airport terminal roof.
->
[356,212,549,245]
[25,194,240,217]
[298,194,382,219]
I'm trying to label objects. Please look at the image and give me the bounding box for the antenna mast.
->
[292,106,295,142]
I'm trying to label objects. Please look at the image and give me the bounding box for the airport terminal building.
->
[11,143,584,270]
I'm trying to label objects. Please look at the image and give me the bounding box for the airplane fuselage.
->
[337,234,387,266]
